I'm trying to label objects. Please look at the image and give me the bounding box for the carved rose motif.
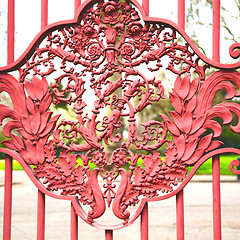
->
[87,43,101,58]
[71,34,82,46]
[127,22,144,39]
[112,149,127,168]
[83,24,97,38]
[102,1,119,24]
[103,1,118,16]
[120,43,135,57]
[92,150,108,167]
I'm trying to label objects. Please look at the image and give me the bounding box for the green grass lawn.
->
[0,160,26,170]
[0,155,239,175]
[135,155,238,175]
[186,155,239,175]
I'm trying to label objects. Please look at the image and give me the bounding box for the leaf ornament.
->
[0,74,60,164]
[163,71,240,166]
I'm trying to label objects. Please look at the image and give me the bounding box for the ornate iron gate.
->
[1,0,240,239]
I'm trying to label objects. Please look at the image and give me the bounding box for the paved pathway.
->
[0,171,240,240]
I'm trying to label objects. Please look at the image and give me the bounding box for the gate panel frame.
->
[1,0,240,239]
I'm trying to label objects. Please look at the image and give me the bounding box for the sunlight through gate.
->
[1,0,240,239]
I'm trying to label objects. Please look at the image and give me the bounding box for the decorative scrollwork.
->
[229,159,240,174]
[1,0,240,227]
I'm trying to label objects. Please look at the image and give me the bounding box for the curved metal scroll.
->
[1,0,240,229]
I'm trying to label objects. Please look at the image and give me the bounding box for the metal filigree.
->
[1,0,240,228]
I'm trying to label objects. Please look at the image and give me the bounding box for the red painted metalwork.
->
[105,230,113,240]
[212,0,220,62]
[229,159,240,174]
[3,155,12,240]
[38,3,48,240]
[7,0,15,64]
[41,0,48,30]
[176,190,184,240]
[176,2,185,239]
[71,203,78,240]
[212,2,221,240]
[142,0,149,16]
[3,1,15,239]
[178,0,185,29]
[75,0,82,16]
[141,203,149,240]
[212,155,222,240]
[141,1,149,238]
[1,0,240,237]
[37,190,46,240]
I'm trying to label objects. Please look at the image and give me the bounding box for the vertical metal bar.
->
[38,2,48,239]
[142,0,149,16]
[178,0,185,29]
[176,190,184,240]
[41,0,48,29]
[105,230,113,240]
[212,0,221,237]
[75,0,81,16]
[177,1,185,238]
[37,190,45,240]
[7,0,15,64]
[212,155,222,240]
[71,203,78,240]
[141,202,149,240]
[3,155,13,240]
[212,0,220,62]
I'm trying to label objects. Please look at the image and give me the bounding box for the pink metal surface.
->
[212,2,221,239]
[140,1,149,238]
[212,0,220,62]
[71,202,78,240]
[105,230,113,240]
[37,190,46,240]
[7,0,15,64]
[142,0,149,16]
[1,0,240,234]
[229,159,240,174]
[75,0,81,16]
[3,1,15,238]
[2,0,240,71]
[178,0,185,29]
[41,0,48,30]
[141,202,149,240]
[37,4,48,238]
[212,155,222,240]
[3,155,12,240]
[176,2,185,238]
[176,190,184,240]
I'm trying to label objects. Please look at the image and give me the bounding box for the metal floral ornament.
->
[1,0,240,228]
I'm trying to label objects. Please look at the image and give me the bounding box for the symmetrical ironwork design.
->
[1,0,240,227]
